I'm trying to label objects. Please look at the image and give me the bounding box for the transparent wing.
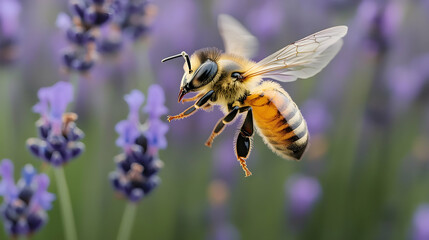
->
[242,26,348,82]
[218,14,259,59]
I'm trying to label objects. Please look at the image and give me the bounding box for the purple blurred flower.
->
[110,86,168,202]
[57,0,111,72]
[144,85,168,119]
[126,89,145,122]
[32,87,51,123]
[96,24,123,55]
[0,0,20,63]
[0,0,20,37]
[27,82,85,167]
[116,90,145,149]
[57,0,157,71]
[144,85,168,149]
[365,1,404,56]
[386,54,429,111]
[301,99,332,136]
[96,0,157,56]
[48,81,74,133]
[413,204,429,240]
[0,159,17,201]
[0,159,55,237]
[145,118,168,150]
[56,12,72,31]
[286,174,322,218]
[110,0,157,40]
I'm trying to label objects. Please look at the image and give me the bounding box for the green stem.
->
[117,202,137,240]
[54,167,78,240]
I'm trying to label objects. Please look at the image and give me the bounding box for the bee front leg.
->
[235,108,254,177]
[205,106,249,147]
[181,92,204,103]
[167,90,214,122]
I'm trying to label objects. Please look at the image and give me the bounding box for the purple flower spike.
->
[0,159,17,201]
[145,119,168,150]
[20,164,36,187]
[32,174,55,211]
[144,84,168,119]
[286,174,322,218]
[115,89,145,149]
[32,87,51,121]
[115,120,140,149]
[125,89,145,124]
[28,82,84,167]
[144,85,169,150]
[47,82,74,129]
[0,160,55,237]
[110,86,168,202]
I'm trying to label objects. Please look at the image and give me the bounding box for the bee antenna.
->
[181,51,193,74]
[161,51,192,74]
[161,53,182,62]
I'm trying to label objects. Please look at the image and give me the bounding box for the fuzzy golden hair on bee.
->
[162,14,348,177]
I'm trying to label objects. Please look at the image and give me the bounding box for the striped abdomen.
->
[244,83,308,160]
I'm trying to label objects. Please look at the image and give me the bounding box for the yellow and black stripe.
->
[244,82,308,160]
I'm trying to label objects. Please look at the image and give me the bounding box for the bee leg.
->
[202,103,212,110]
[181,93,204,103]
[167,90,214,122]
[235,108,254,177]
[206,106,250,146]
[205,106,240,147]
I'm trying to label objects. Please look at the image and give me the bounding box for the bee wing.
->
[242,26,348,82]
[218,14,259,59]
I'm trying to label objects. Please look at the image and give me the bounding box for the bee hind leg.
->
[235,108,254,177]
[167,90,214,122]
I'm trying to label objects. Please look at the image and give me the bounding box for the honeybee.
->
[162,15,347,177]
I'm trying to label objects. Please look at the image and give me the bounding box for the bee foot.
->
[205,136,215,147]
[238,157,252,177]
[167,115,182,122]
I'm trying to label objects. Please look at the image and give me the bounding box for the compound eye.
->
[190,60,218,89]
[231,72,243,80]
[195,61,217,82]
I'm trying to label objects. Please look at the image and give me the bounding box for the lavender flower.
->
[96,0,157,55]
[0,0,21,64]
[0,159,55,237]
[57,0,112,72]
[110,86,168,202]
[112,0,157,40]
[26,81,85,167]
[57,0,157,70]
[143,85,168,150]
[412,204,429,240]
[365,1,403,56]
[285,174,322,230]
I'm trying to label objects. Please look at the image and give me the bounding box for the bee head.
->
[162,49,220,102]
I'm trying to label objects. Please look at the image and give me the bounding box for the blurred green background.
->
[1,0,429,239]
